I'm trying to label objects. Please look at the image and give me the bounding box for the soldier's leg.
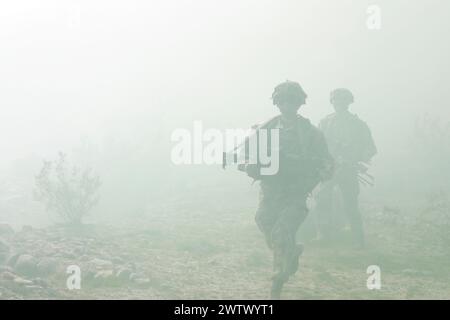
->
[270,195,308,298]
[339,175,364,247]
[255,183,279,249]
[254,184,287,299]
[315,180,335,241]
[296,197,317,243]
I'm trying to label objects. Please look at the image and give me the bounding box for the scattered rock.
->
[13,276,33,285]
[0,265,14,273]
[129,273,139,281]
[91,269,116,286]
[1,270,17,281]
[133,277,151,288]
[94,269,114,280]
[115,268,132,282]
[32,278,49,288]
[14,254,38,276]
[36,257,60,275]
[125,262,137,272]
[89,258,113,269]
[112,257,125,264]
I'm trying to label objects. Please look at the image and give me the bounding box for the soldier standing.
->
[315,88,377,248]
[240,81,333,299]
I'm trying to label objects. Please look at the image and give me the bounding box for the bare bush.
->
[34,152,101,225]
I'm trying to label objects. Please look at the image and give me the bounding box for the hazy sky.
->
[0,0,449,164]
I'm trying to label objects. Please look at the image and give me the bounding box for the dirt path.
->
[1,192,449,299]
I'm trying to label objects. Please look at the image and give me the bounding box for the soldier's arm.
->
[359,121,377,163]
[314,130,335,181]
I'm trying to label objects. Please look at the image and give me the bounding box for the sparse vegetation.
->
[415,191,450,255]
[34,152,101,225]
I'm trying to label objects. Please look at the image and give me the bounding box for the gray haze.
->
[0,0,449,300]
[2,1,449,218]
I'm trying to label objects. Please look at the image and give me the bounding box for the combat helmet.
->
[330,88,354,104]
[271,80,307,106]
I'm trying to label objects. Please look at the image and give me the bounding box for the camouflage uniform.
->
[234,81,333,298]
[316,89,377,246]
[253,113,333,296]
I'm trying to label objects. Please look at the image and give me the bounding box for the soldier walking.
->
[315,88,377,248]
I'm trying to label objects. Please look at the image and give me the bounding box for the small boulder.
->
[33,278,49,288]
[133,277,151,288]
[0,264,14,273]
[115,268,132,282]
[89,258,113,269]
[94,269,114,278]
[36,257,60,275]
[14,254,38,276]
[92,269,115,286]
[13,276,34,285]
[1,270,17,281]
[129,273,139,281]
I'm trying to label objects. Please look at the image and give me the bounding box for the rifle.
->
[358,173,374,187]
[333,141,375,187]
[222,115,279,170]
[357,162,375,187]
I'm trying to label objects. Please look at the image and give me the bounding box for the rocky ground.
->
[0,191,449,300]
